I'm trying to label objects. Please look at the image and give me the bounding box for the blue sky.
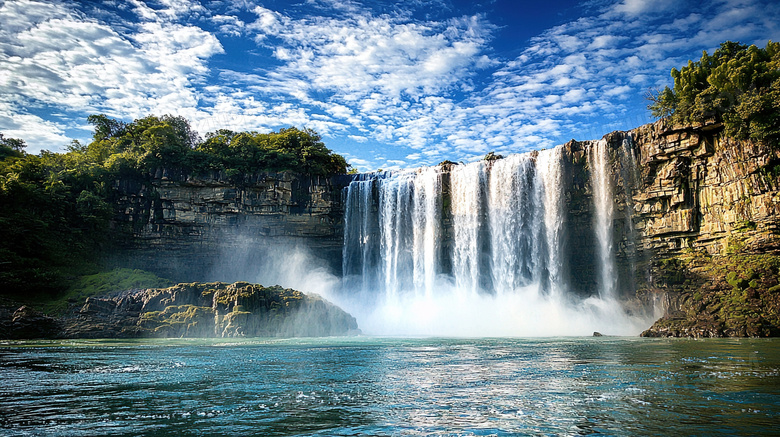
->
[1,0,778,171]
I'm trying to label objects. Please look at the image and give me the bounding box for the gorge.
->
[107,118,780,337]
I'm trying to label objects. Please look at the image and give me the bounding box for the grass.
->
[39,268,172,315]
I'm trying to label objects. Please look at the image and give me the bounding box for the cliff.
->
[111,170,351,280]
[629,119,778,256]
[107,120,780,338]
[626,120,780,337]
[545,119,779,336]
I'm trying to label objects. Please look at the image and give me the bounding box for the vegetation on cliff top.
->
[648,40,780,143]
[0,115,348,299]
[85,114,348,177]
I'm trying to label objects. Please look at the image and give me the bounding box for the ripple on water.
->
[1,337,779,435]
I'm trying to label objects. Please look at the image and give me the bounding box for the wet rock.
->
[64,282,359,339]
[0,306,63,339]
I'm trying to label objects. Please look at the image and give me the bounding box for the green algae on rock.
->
[64,282,359,338]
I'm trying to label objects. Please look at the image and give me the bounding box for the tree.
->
[647,40,780,143]
[646,86,677,119]
[0,133,26,160]
[87,114,127,141]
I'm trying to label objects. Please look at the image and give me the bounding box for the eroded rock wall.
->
[629,119,779,257]
[625,120,780,336]
[112,171,351,281]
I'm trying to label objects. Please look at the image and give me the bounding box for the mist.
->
[201,230,658,337]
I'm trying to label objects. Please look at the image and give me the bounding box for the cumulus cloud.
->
[245,10,494,99]
[1,0,778,167]
[0,0,223,152]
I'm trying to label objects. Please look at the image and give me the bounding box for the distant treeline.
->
[0,115,349,297]
[648,40,780,143]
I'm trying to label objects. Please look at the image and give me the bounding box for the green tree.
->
[647,40,780,143]
[0,133,26,153]
[87,114,127,141]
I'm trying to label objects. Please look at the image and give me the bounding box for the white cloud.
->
[1,0,778,166]
[130,0,207,22]
[211,14,246,36]
[0,105,71,151]
[244,10,494,100]
[603,85,632,98]
[612,0,677,17]
[0,0,223,151]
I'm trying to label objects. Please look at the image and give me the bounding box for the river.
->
[1,337,778,436]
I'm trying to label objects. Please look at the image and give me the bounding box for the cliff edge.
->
[626,119,780,337]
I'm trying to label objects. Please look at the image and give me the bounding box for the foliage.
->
[75,115,349,178]
[40,268,172,315]
[483,151,504,161]
[0,115,348,303]
[647,40,780,143]
[194,127,348,176]
[0,133,26,159]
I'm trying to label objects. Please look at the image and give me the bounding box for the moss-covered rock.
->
[63,281,358,338]
[641,252,780,337]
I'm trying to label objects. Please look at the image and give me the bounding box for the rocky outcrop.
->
[623,119,780,337]
[628,119,779,256]
[62,282,359,338]
[0,305,63,339]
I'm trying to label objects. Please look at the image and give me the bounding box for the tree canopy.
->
[648,40,780,143]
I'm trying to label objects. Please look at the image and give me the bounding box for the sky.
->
[0,0,778,171]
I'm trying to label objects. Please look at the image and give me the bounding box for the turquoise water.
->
[1,337,778,436]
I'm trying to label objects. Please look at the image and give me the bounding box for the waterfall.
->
[589,139,616,299]
[486,154,545,294]
[450,161,486,296]
[340,142,652,336]
[411,166,441,299]
[536,147,566,294]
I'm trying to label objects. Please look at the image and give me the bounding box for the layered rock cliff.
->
[112,171,351,280]
[550,119,779,336]
[625,120,780,336]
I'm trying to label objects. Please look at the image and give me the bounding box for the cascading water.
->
[450,161,486,296]
[588,140,616,300]
[340,143,653,336]
[487,154,545,294]
[536,147,566,295]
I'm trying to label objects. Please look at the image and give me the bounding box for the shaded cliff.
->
[111,170,351,281]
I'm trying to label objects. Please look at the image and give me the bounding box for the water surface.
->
[1,337,778,435]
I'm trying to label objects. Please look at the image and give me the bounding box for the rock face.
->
[629,119,779,257]
[0,305,62,339]
[63,282,359,338]
[112,171,351,281]
[526,120,779,337]
[625,120,780,337]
